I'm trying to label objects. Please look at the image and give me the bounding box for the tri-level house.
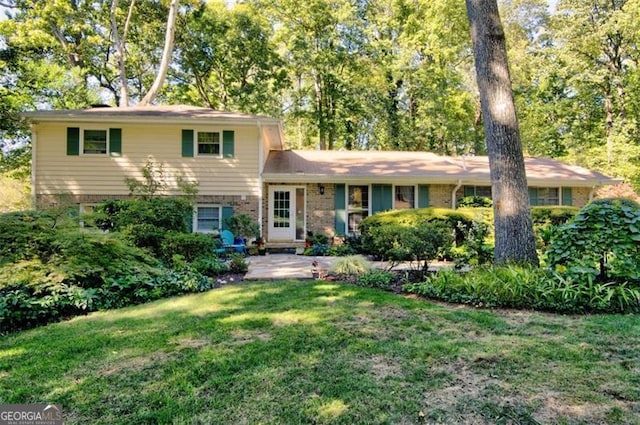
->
[25,105,619,244]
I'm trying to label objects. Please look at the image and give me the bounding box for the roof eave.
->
[21,112,280,126]
[262,173,622,187]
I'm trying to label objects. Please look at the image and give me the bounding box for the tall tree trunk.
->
[465,0,538,265]
[139,0,179,106]
[110,0,135,107]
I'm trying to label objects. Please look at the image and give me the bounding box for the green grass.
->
[1,281,639,424]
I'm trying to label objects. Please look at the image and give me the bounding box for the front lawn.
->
[1,281,638,424]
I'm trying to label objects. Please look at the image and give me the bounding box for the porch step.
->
[265,242,305,255]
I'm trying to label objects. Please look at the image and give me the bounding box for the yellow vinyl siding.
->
[35,123,261,196]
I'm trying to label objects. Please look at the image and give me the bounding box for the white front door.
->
[268,186,306,241]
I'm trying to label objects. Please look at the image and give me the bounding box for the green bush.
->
[191,256,229,277]
[454,220,493,267]
[545,198,640,283]
[329,255,372,276]
[0,210,58,265]
[160,231,217,263]
[404,265,640,314]
[94,198,193,256]
[356,269,396,291]
[457,196,493,208]
[228,253,249,274]
[361,220,454,273]
[531,206,579,226]
[0,208,220,334]
[360,207,479,248]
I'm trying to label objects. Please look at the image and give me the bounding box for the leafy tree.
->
[171,1,286,115]
[466,0,538,265]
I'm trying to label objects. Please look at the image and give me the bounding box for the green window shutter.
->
[529,187,539,206]
[464,186,475,197]
[182,129,194,157]
[223,130,235,158]
[109,128,122,156]
[418,185,430,208]
[562,187,573,206]
[371,184,392,214]
[221,206,234,230]
[185,210,194,233]
[67,127,80,156]
[334,184,346,235]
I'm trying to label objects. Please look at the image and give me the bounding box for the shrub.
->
[191,256,229,277]
[359,207,478,247]
[356,269,395,291]
[0,210,58,265]
[227,253,249,274]
[531,206,579,226]
[326,244,357,257]
[454,220,493,267]
[362,220,454,273]
[94,198,193,256]
[404,265,640,314]
[457,196,492,208]
[225,213,260,242]
[0,209,219,334]
[329,255,372,276]
[304,232,330,256]
[160,232,217,263]
[545,198,640,283]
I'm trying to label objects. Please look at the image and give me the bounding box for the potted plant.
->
[255,236,267,256]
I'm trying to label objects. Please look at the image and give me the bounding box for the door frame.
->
[267,185,306,242]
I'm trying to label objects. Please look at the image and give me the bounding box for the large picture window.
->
[395,185,415,209]
[195,205,221,233]
[83,129,108,154]
[534,188,559,206]
[348,185,369,234]
[197,131,221,156]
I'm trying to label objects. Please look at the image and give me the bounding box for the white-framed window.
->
[82,129,108,154]
[395,185,415,209]
[196,131,221,157]
[347,185,369,234]
[194,205,222,233]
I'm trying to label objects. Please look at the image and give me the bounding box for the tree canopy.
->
[1,0,639,189]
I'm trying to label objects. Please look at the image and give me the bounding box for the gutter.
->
[451,179,463,209]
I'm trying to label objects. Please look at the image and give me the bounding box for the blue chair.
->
[215,230,247,256]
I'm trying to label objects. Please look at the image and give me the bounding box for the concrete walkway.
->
[244,254,336,280]
[243,253,452,280]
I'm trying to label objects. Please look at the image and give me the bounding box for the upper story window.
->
[83,129,108,154]
[197,131,221,156]
[182,129,235,158]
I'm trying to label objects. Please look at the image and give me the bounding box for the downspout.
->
[30,124,37,209]
[257,121,264,238]
[451,179,463,209]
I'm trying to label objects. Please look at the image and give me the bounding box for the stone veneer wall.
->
[571,187,592,207]
[430,185,457,208]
